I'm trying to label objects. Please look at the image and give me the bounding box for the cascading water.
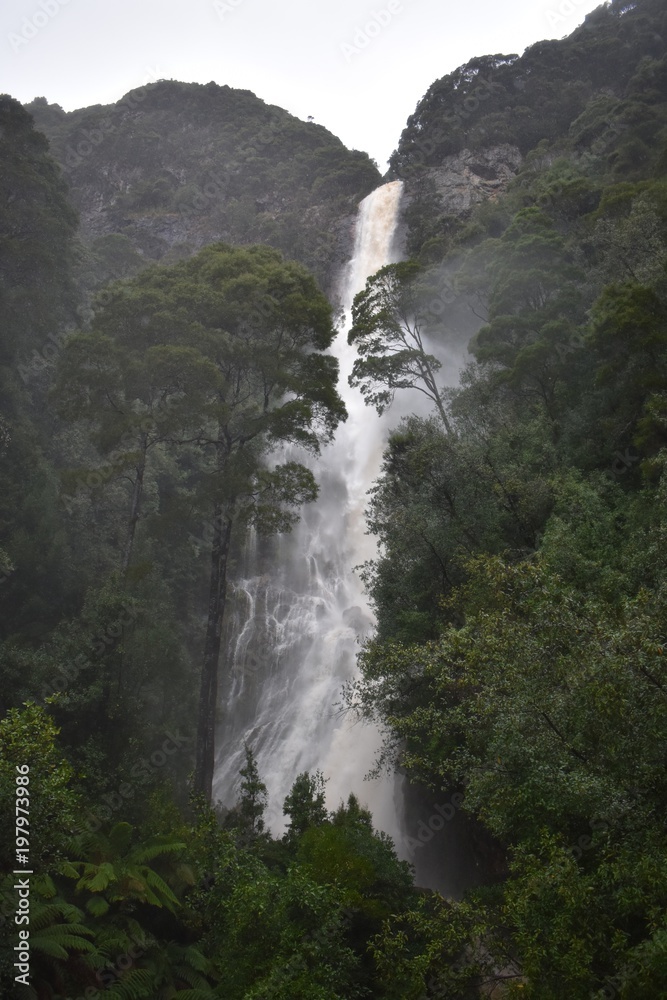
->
[212,181,406,842]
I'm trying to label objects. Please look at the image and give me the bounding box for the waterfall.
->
[213,180,405,843]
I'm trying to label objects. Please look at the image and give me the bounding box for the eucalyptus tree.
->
[348,260,453,431]
[56,243,346,802]
[175,245,345,800]
[55,329,216,576]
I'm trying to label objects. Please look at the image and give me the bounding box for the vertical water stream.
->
[213,181,405,840]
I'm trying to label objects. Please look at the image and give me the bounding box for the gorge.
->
[2,1,667,993]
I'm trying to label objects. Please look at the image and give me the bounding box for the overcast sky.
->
[3,0,605,169]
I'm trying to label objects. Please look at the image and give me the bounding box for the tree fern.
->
[98,967,157,1000]
[131,836,188,865]
[31,927,96,960]
[26,893,96,996]
[183,946,209,974]
[141,866,180,908]
[77,859,118,892]
[86,894,111,917]
[67,824,185,909]
[30,899,85,931]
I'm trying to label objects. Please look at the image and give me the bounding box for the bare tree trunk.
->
[418,356,453,434]
[194,499,234,802]
[121,433,147,578]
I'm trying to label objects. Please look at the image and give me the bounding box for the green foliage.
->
[341,7,667,991]
[283,771,328,845]
[297,799,415,934]
[348,260,452,427]
[0,95,78,365]
[370,894,491,999]
[228,743,268,845]
[358,409,552,645]
[0,97,82,651]
[587,280,667,458]
[3,1,667,995]
[391,0,667,178]
[0,704,79,871]
[67,822,185,911]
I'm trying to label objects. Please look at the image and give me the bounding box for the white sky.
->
[2,0,605,169]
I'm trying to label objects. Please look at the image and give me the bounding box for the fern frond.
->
[33,873,57,898]
[60,861,82,879]
[30,901,86,931]
[32,918,95,962]
[172,991,218,1000]
[131,839,186,864]
[86,895,110,917]
[171,966,211,989]
[78,860,117,891]
[142,867,180,907]
[32,930,96,956]
[103,968,157,1000]
[184,946,209,974]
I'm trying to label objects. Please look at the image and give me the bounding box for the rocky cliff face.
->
[26,81,381,296]
[394,143,524,263]
[425,144,523,214]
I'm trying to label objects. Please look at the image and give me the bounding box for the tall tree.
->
[177,245,345,801]
[348,261,453,430]
[56,244,346,801]
[54,329,218,577]
[0,95,78,367]
[283,771,328,845]
[236,743,268,843]
[0,96,81,641]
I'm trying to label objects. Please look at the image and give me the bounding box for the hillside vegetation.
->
[343,0,667,995]
[27,80,381,294]
[1,0,667,995]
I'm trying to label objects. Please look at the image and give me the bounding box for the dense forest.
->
[1,0,667,996]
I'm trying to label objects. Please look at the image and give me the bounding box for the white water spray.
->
[213,181,405,842]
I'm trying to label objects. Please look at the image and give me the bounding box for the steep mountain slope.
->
[26,80,381,294]
[391,0,667,261]
[3,3,667,995]
[340,1,667,991]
